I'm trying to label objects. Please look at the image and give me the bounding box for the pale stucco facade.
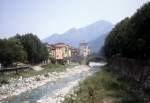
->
[79,43,91,57]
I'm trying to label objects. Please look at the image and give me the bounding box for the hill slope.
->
[89,33,109,53]
[43,20,113,51]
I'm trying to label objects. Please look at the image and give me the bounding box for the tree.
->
[0,38,27,67]
[104,2,150,60]
[15,33,49,64]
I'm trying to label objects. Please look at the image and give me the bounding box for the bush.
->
[44,73,49,77]
[57,59,65,65]
[0,79,9,85]
[49,57,56,64]
[35,77,41,81]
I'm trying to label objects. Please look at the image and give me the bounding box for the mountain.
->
[43,20,113,51]
[88,33,109,53]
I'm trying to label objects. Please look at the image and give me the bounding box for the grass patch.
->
[63,66,143,103]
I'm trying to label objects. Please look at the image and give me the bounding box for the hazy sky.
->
[0,0,149,39]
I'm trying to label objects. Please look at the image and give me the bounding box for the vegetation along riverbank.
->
[63,66,143,103]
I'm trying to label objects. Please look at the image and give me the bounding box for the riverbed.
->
[0,63,105,103]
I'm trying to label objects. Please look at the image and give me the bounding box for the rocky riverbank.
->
[0,65,91,101]
[37,66,92,103]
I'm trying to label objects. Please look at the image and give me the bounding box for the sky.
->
[0,0,149,39]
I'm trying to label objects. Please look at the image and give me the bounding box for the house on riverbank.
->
[47,43,72,63]
[79,43,91,57]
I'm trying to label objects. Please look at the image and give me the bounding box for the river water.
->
[1,63,104,103]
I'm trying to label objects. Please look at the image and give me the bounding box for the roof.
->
[80,43,88,46]
[55,43,65,45]
[48,44,56,49]
[48,43,71,48]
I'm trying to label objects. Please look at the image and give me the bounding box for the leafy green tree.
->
[0,38,27,67]
[15,33,49,64]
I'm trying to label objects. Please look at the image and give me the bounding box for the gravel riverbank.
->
[37,65,92,103]
[0,65,91,101]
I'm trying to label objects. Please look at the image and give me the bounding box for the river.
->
[1,63,105,103]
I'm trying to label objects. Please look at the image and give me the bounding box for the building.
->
[71,47,79,57]
[47,42,90,63]
[47,43,72,63]
[70,47,80,62]
[79,43,91,57]
[47,44,56,58]
[54,43,71,60]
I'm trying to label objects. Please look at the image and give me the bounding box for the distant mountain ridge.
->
[43,20,113,52]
